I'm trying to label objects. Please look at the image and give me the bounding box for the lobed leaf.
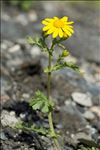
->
[29,91,54,113]
[44,61,80,74]
[26,36,36,45]
[27,36,48,53]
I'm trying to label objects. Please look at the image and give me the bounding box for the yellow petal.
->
[47,27,55,34]
[53,16,59,20]
[62,28,72,36]
[66,21,74,25]
[64,26,74,33]
[61,16,68,22]
[67,28,74,33]
[42,21,49,25]
[67,25,73,28]
[59,28,63,38]
[63,33,68,38]
[43,25,51,31]
[42,20,49,25]
[45,18,54,22]
[52,29,59,38]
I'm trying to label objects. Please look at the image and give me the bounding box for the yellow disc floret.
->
[53,19,64,28]
[42,16,74,38]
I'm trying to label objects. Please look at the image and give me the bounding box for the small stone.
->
[72,132,92,144]
[95,73,100,82]
[90,106,100,117]
[83,110,95,120]
[93,122,100,132]
[15,14,28,26]
[28,10,38,22]
[30,46,41,57]
[1,13,10,21]
[0,131,7,140]
[56,123,63,129]
[1,43,7,50]
[10,111,16,116]
[48,147,54,150]
[3,40,14,48]
[8,45,20,53]
[20,113,26,119]
[1,110,19,127]
[22,93,30,99]
[72,92,93,107]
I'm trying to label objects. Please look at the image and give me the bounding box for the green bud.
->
[62,50,69,57]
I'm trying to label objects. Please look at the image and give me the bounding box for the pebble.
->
[1,43,7,50]
[15,14,28,26]
[93,122,100,132]
[2,40,14,48]
[0,131,7,140]
[72,92,93,107]
[83,110,95,120]
[85,125,97,135]
[28,10,38,22]
[1,110,19,127]
[8,45,20,53]
[30,46,41,57]
[72,132,92,144]
[22,93,30,99]
[90,106,100,117]
[20,113,26,120]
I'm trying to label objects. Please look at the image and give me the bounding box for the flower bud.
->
[62,50,69,57]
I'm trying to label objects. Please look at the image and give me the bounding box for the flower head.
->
[42,16,74,38]
[62,50,69,57]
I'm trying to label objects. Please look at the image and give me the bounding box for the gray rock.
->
[30,46,41,58]
[54,101,88,134]
[72,132,92,144]
[1,110,19,127]
[0,131,7,140]
[83,110,95,120]
[8,44,20,53]
[90,106,100,117]
[72,92,93,107]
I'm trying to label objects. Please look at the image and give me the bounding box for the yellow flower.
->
[42,16,74,38]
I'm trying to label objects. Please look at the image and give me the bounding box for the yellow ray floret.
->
[42,16,74,38]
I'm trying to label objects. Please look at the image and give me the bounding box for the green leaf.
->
[27,36,48,53]
[32,101,43,110]
[29,91,54,113]
[31,125,49,135]
[26,36,36,45]
[44,61,80,74]
[15,121,49,136]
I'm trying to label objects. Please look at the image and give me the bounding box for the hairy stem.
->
[47,50,61,150]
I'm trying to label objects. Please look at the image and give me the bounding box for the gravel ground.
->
[1,1,100,150]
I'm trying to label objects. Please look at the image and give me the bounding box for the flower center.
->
[53,19,64,28]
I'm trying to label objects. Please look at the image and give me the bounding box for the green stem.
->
[47,50,61,150]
